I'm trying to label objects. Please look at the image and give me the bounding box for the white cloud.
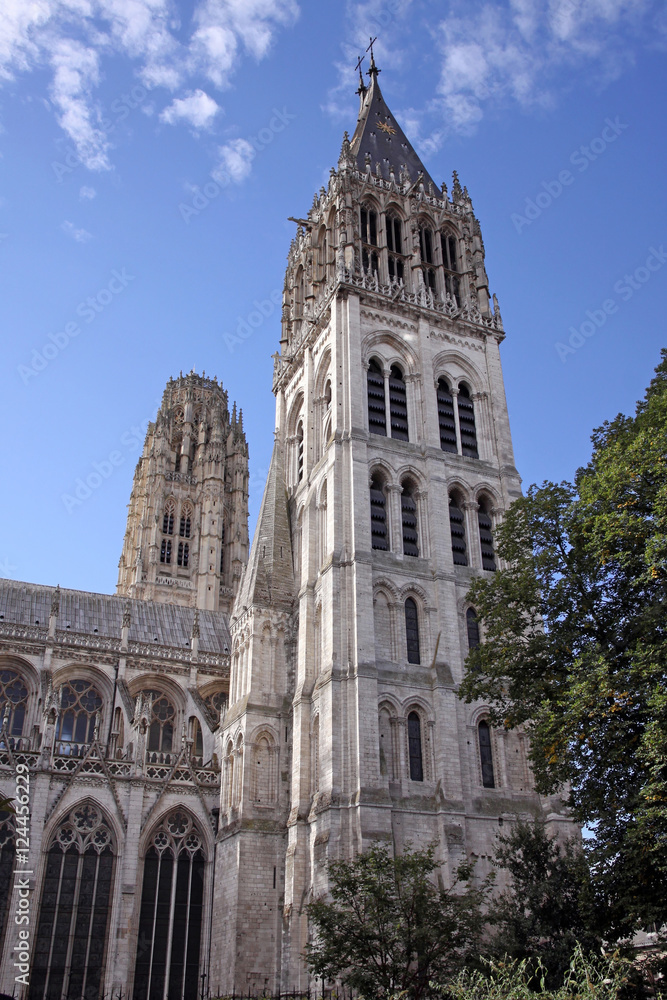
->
[212,138,255,183]
[160,89,220,129]
[0,0,300,167]
[61,220,93,243]
[79,185,97,199]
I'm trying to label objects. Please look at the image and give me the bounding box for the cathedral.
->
[0,57,574,999]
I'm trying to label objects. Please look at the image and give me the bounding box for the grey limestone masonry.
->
[0,64,576,1000]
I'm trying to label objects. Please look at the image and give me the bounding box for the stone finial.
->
[452,170,463,202]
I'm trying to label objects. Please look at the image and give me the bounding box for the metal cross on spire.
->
[366,35,380,75]
[354,54,366,92]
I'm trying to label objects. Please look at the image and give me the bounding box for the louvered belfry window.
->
[386,214,404,281]
[361,205,379,276]
[370,475,389,551]
[466,607,480,650]
[437,379,457,453]
[449,497,468,566]
[133,811,205,1000]
[401,484,419,557]
[457,386,478,457]
[441,232,460,305]
[407,711,423,781]
[178,542,189,567]
[479,721,495,788]
[389,366,409,441]
[160,539,172,564]
[404,598,420,664]
[367,359,387,436]
[478,504,496,571]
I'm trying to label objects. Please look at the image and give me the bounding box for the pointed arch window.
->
[478,502,496,571]
[441,231,461,305]
[401,482,419,557]
[466,607,480,650]
[160,539,172,564]
[203,689,227,725]
[449,496,468,566]
[479,721,495,787]
[389,365,409,441]
[133,811,205,1000]
[31,804,115,1000]
[177,541,189,568]
[0,668,29,738]
[0,813,15,956]
[370,474,389,551]
[419,224,436,291]
[190,716,203,759]
[55,680,103,754]
[407,711,423,781]
[404,598,420,664]
[146,690,175,753]
[386,213,404,282]
[179,506,192,538]
[367,359,387,436]
[361,205,379,276]
[437,379,457,453]
[162,499,175,535]
[457,385,478,457]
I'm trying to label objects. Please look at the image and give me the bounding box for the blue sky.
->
[1,0,666,595]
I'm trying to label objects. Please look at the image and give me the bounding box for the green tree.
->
[488,821,601,985]
[460,351,667,938]
[305,842,489,1000]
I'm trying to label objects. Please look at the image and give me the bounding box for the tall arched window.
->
[190,717,203,758]
[436,379,457,453]
[478,502,496,571]
[0,812,15,956]
[386,213,404,281]
[401,482,419,557]
[378,707,394,779]
[162,499,175,536]
[407,711,423,781]
[145,690,176,753]
[203,689,227,725]
[294,265,304,318]
[296,420,304,482]
[0,667,29,738]
[31,804,115,1000]
[179,505,192,538]
[55,680,103,754]
[479,721,495,788]
[466,608,480,650]
[441,231,460,305]
[160,539,172,564]
[457,385,478,458]
[370,474,389,551]
[361,204,379,276]
[318,224,328,281]
[419,224,436,291]
[404,598,420,664]
[177,541,189,567]
[133,811,205,1000]
[449,496,468,566]
[367,358,387,436]
[389,365,409,441]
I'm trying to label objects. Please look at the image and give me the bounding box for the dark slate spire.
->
[349,58,437,190]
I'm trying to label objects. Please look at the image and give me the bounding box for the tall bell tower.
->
[117,370,249,613]
[211,56,573,991]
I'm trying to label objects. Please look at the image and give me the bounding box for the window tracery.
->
[55,680,103,753]
[0,667,29,738]
[162,499,175,536]
[145,690,176,753]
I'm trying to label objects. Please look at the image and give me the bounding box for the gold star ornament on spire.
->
[377,120,396,135]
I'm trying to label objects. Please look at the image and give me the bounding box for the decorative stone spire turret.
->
[116,371,249,613]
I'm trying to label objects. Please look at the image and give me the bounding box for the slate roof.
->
[350,65,438,190]
[0,580,231,653]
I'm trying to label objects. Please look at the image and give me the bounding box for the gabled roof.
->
[234,440,294,613]
[349,64,438,190]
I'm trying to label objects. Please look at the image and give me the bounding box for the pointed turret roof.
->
[349,60,437,190]
[234,440,294,613]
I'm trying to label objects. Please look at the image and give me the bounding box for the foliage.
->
[305,842,490,1000]
[487,821,602,985]
[459,351,667,937]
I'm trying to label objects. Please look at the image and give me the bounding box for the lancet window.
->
[441,231,461,305]
[367,358,387,436]
[0,667,29,737]
[449,495,468,566]
[162,499,175,536]
[179,504,192,538]
[145,690,176,753]
[466,607,481,650]
[479,721,495,788]
[386,213,404,281]
[31,804,115,1000]
[389,365,409,440]
[177,541,189,567]
[361,204,379,276]
[55,680,103,754]
[133,811,205,1000]
[407,711,424,781]
[297,420,304,482]
[457,385,478,457]
[160,539,172,564]
[404,598,420,664]
[478,501,496,571]
[370,475,389,551]
[436,379,457,453]
[419,224,436,291]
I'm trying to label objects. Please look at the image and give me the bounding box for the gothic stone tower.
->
[212,59,574,991]
[117,371,249,613]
